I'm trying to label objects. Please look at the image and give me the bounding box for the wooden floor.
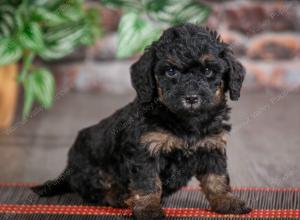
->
[0,90,299,187]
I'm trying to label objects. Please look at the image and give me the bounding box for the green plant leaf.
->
[30,68,55,108]
[41,23,85,59]
[18,22,44,52]
[0,11,14,37]
[0,38,22,65]
[15,11,24,32]
[117,12,161,58]
[39,42,75,60]
[101,0,142,10]
[144,0,170,12]
[43,23,82,42]
[27,0,63,8]
[175,1,210,24]
[22,68,55,119]
[57,3,84,21]
[80,8,102,45]
[30,7,65,26]
[22,75,35,119]
[149,0,210,25]
[0,4,16,37]
[101,0,126,7]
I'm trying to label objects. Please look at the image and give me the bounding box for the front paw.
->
[133,205,165,220]
[211,195,252,214]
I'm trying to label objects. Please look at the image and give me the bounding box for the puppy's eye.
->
[204,68,214,78]
[165,68,177,78]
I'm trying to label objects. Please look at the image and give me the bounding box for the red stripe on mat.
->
[182,186,300,192]
[0,183,37,187]
[0,204,299,218]
[1,183,300,192]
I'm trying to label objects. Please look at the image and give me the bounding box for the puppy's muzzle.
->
[182,95,201,110]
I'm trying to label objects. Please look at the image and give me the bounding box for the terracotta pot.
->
[0,64,18,129]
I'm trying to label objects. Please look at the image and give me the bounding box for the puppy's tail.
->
[31,168,73,197]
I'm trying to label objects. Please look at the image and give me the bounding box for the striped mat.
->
[0,183,299,220]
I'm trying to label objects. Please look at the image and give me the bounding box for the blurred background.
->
[0,0,299,187]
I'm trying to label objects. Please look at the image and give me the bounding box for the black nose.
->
[184,95,200,104]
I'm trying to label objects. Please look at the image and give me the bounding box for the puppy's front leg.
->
[196,134,251,214]
[198,172,251,214]
[125,160,165,220]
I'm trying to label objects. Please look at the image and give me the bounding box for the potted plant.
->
[0,0,100,127]
[0,0,210,128]
[0,63,18,129]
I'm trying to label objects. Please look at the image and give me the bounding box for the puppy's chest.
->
[140,130,227,157]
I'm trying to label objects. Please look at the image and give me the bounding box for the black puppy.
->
[32,24,251,220]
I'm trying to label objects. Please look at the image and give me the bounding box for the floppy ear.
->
[130,47,156,104]
[223,48,246,101]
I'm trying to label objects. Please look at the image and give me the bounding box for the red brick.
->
[100,7,121,32]
[247,34,300,60]
[223,1,300,35]
[242,60,300,89]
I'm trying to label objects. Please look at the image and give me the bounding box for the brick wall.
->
[50,0,300,93]
[205,0,300,90]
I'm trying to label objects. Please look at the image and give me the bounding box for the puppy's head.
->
[131,23,245,115]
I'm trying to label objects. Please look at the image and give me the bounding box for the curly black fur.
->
[32,24,251,219]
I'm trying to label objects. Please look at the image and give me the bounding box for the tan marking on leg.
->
[199,174,231,210]
[142,131,227,156]
[105,184,126,207]
[124,191,161,209]
[200,174,230,198]
[141,131,184,156]
[99,172,126,207]
[199,174,249,213]
[125,178,164,219]
[193,132,227,154]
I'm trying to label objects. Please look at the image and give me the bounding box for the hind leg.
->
[69,166,129,207]
[68,167,109,205]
